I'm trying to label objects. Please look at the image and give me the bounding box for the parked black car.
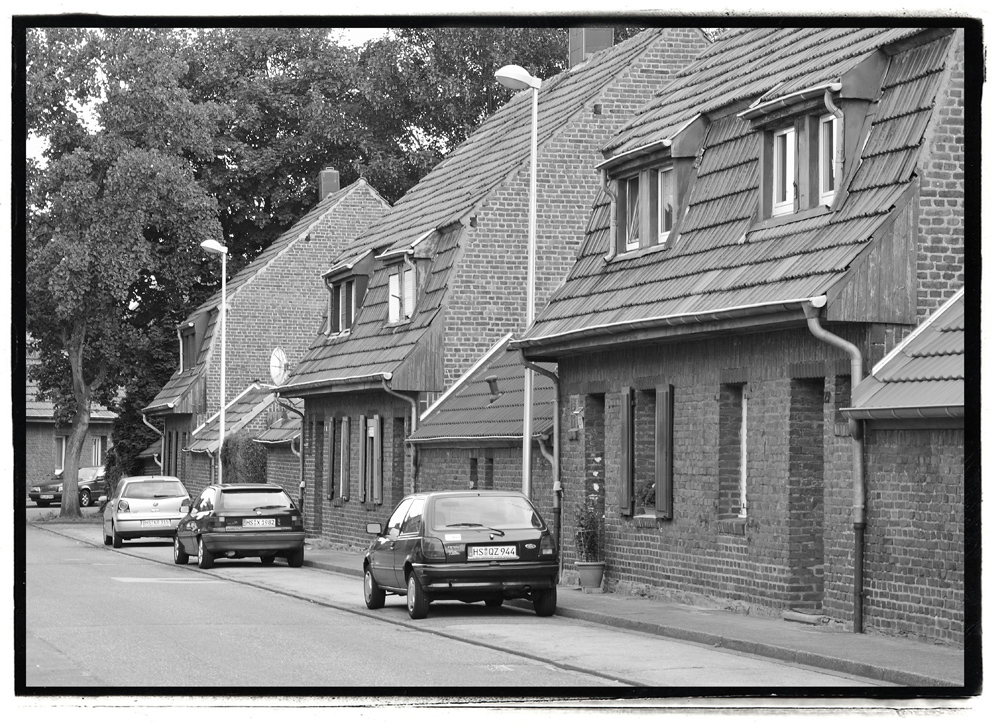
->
[29,466,105,507]
[173,483,306,569]
[363,490,559,619]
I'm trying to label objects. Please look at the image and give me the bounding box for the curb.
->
[302,559,960,689]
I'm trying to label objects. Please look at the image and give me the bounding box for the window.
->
[358,415,382,504]
[388,267,415,323]
[338,417,351,499]
[92,436,107,466]
[54,435,66,474]
[719,384,748,519]
[329,279,356,334]
[818,114,838,206]
[400,497,424,536]
[181,328,197,370]
[772,126,796,216]
[616,166,678,254]
[618,385,674,518]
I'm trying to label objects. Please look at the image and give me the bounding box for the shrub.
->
[221,430,267,486]
[574,494,602,562]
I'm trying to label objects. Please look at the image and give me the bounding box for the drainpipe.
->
[801,296,866,633]
[823,85,846,181]
[599,168,618,261]
[277,398,305,514]
[520,350,562,571]
[381,376,419,493]
[141,414,163,471]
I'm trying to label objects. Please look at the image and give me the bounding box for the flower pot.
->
[576,561,605,590]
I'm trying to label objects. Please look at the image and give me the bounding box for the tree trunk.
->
[59,328,98,518]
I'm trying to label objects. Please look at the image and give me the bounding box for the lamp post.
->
[495,64,541,498]
[201,239,228,485]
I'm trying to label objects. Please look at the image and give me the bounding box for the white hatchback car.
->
[102,476,191,548]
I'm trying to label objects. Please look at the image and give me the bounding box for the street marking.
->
[111,577,222,584]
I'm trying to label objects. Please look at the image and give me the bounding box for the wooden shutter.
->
[402,268,415,318]
[372,415,383,504]
[388,273,400,322]
[619,387,633,516]
[339,417,350,500]
[326,415,336,500]
[655,385,674,519]
[357,415,367,502]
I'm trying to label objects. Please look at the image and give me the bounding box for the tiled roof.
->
[410,340,556,444]
[847,289,964,418]
[26,351,116,421]
[143,365,206,415]
[255,400,303,445]
[137,441,161,459]
[284,29,677,393]
[520,29,956,348]
[186,383,277,453]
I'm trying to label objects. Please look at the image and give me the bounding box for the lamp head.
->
[495,64,541,91]
[201,239,228,255]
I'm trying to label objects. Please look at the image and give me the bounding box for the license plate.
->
[468,545,518,561]
[242,518,276,528]
[40,495,54,500]
[140,519,166,527]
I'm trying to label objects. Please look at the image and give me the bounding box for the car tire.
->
[36,501,50,508]
[173,536,189,565]
[79,489,91,507]
[484,595,504,608]
[103,528,112,546]
[112,523,123,549]
[533,587,557,617]
[197,538,213,569]
[364,567,385,610]
[406,573,429,620]
[286,546,304,568]
[260,555,275,566]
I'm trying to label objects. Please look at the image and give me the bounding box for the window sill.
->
[716,517,747,536]
[605,242,670,264]
[385,319,413,329]
[752,204,832,232]
[632,511,668,527]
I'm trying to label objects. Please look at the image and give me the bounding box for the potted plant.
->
[574,494,605,590]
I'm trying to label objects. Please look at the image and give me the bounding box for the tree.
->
[26,28,223,516]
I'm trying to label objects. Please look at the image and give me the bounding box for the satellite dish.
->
[269,347,289,386]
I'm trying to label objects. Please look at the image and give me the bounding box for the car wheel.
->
[286,546,304,568]
[406,573,429,620]
[103,523,112,546]
[260,555,275,566]
[364,567,386,610]
[36,501,50,508]
[197,537,213,569]
[79,489,91,507]
[484,595,504,608]
[173,535,189,565]
[112,522,123,549]
[533,587,557,617]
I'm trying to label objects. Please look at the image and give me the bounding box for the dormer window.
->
[324,252,373,336]
[388,266,415,323]
[180,327,197,371]
[615,165,679,254]
[329,278,356,334]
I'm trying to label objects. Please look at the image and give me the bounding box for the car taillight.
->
[291,515,300,524]
[205,516,228,531]
[117,500,130,513]
[420,536,446,561]
[539,533,557,558]
[178,498,191,513]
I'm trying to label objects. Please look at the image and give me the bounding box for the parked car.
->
[29,466,106,508]
[173,483,306,569]
[102,475,191,548]
[363,490,559,620]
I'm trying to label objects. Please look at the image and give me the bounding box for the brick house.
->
[25,348,116,491]
[278,28,711,546]
[142,173,390,497]
[513,27,968,642]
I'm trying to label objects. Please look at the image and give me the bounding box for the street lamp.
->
[496,64,541,498]
[201,239,228,485]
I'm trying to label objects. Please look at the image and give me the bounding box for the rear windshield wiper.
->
[445,522,505,536]
[254,505,286,511]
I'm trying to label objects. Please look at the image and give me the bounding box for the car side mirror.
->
[366,522,382,535]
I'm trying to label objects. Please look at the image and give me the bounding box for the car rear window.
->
[430,495,543,531]
[220,489,293,510]
[123,480,188,499]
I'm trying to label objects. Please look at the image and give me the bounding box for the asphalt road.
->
[22,521,887,690]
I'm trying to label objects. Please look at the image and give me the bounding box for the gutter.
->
[843,405,964,421]
[801,295,866,634]
[381,377,419,492]
[141,414,163,471]
[739,81,843,121]
[278,371,395,396]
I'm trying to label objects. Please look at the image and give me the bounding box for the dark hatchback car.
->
[363,490,559,619]
[173,483,306,569]
[29,466,105,507]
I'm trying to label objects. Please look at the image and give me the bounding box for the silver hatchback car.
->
[102,475,191,548]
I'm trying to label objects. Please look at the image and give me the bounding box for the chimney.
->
[568,27,614,68]
[319,168,340,200]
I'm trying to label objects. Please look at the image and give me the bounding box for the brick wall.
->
[915,30,965,321]
[863,427,964,644]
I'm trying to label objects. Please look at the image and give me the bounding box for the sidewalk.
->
[302,541,966,688]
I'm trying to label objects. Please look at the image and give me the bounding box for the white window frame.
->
[624,175,641,251]
[388,267,415,322]
[92,436,106,466]
[54,435,67,474]
[772,126,796,217]
[739,386,748,518]
[388,272,401,322]
[656,167,675,244]
[818,113,839,206]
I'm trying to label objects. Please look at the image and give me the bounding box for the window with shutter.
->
[357,415,366,502]
[619,387,633,516]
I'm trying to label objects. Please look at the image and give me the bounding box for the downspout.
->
[801,296,866,633]
[142,414,164,471]
[520,350,562,574]
[823,86,846,182]
[277,398,305,514]
[599,168,618,262]
[381,377,419,493]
